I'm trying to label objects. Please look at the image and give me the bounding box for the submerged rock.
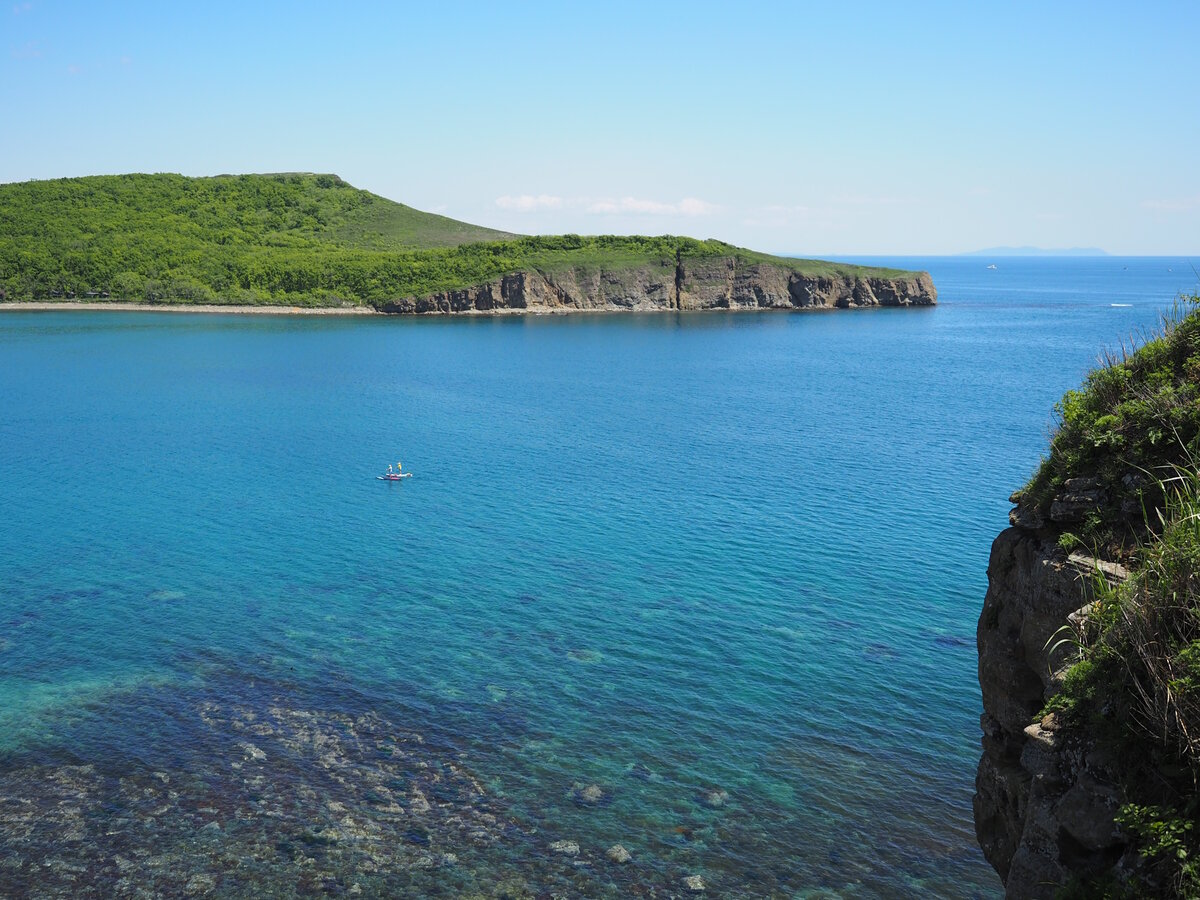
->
[606,844,632,864]
[184,873,216,895]
[569,782,607,806]
[549,840,579,856]
[566,648,602,664]
[0,675,717,896]
[698,789,729,809]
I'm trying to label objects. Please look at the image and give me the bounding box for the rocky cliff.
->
[976,300,1200,898]
[975,503,1132,898]
[376,257,936,314]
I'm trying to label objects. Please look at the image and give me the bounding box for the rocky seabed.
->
[0,682,728,898]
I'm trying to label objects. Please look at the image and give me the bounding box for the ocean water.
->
[0,257,1195,897]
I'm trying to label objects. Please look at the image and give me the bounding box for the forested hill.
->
[4,172,515,253]
[0,173,922,309]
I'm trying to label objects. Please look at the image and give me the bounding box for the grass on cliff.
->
[1046,466,1200,896]
[1020,296,1200,552]
[1028,297,1200,896]
[0,173,914,308]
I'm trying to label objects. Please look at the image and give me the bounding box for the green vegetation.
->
[0,173,912,308]
[1027,299,1200,896]
[1020,298,1200,552]
[1048,468,1200,896]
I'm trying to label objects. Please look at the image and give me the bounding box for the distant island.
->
[0,173,935,314]
[961,246,1109,257]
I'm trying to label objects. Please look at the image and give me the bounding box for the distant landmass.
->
[961,246,1108,257]
[0,173,936,313]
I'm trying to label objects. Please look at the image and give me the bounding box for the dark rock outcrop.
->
[377,260,936,315]
[975,515,1132,897]
[1048,477,1108,524]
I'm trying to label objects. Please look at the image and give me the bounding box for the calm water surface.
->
[0,257,1195,896]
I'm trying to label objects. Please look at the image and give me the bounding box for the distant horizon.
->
[958,246,1109,257]
[778,251,1198,261]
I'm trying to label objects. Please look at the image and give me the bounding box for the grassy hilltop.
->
[0,173,912,308]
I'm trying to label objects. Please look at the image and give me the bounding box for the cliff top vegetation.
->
[0,173,914,309]
[1020,297,1200,554]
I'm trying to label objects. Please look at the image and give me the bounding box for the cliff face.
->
[376,258,936,314]
[975,503,1132,898]
[976,301,1200,897]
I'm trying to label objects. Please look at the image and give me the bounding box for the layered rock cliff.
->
[975,508,1132,898]
[376,257,936,314]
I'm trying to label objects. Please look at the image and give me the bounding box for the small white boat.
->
[986,264,997,270]
[377,473,412,481]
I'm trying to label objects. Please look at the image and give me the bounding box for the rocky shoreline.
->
[0,302,381,315]
[2,261,936,317]
[378,260,937,315]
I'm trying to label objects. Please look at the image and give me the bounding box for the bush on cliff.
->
[1021,296,1200,553]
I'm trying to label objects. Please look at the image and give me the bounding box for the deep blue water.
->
[0,257,1196,896]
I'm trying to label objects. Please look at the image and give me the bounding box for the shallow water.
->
[1,257,1195,896]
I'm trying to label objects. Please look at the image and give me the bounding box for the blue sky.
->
[3,1,1198,254]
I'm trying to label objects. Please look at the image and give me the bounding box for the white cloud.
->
[585,196,716,216]
[1141,195,1200,212]
[677,197,716,216]
[495,194,563,212]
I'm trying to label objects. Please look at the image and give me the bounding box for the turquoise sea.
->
[1,257,1196,897]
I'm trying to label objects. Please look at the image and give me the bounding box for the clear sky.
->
[3,1,1198,255]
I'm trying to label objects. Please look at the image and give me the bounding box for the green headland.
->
[0,173,932,311]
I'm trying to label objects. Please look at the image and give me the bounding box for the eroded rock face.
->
[377,260,936,315]
[1048,477,1108,524]
[975,521,1132,897]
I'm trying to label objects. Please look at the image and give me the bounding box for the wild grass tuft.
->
[1022,295,1200,553]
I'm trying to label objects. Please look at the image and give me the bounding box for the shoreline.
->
[0,301,383,315]
[0,301,931,318]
